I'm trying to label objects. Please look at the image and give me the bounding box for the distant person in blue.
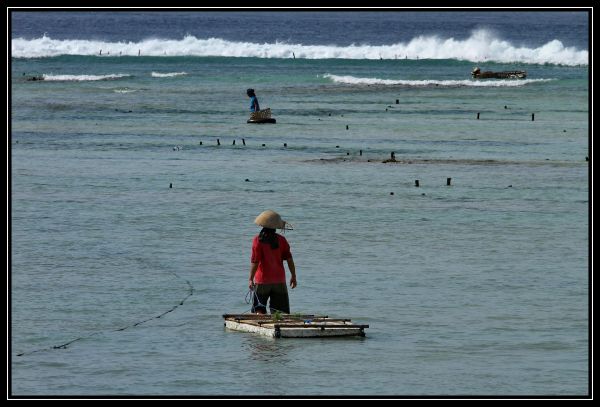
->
[247,88,260,112]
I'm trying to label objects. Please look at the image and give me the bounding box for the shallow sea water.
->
[11,11,589,396]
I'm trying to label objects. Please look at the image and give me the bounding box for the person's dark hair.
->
[258,227,279,249]
[246,88,255,97]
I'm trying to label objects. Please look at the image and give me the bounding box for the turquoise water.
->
[10,12,589,397]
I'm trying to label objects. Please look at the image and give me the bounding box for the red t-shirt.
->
[251,234,292,284]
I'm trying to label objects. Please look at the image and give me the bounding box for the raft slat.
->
[274,324,369,329]
[222,314,321,319]
[256,318,351,325]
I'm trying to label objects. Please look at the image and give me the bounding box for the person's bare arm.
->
[287,257,297,289]
[249,262,259,289]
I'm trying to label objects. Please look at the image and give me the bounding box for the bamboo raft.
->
[223,314,368,338]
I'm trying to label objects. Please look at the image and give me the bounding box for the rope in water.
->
[16,269,194,357]
[243,284,286,314]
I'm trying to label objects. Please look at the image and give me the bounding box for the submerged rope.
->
[16,268,194,357]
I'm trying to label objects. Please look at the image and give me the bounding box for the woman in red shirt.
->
[249,210,296,314]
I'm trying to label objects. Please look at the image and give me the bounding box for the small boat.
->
[23,75,44,81]
[223,313,368,338]
[472,67,527,79]
[247,108,276,124]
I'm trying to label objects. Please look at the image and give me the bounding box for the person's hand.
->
[290,276,297,289]
[249,279,255,290]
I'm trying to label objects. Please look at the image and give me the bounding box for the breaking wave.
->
[11,29,588,66]
[41,73,130,81]
[323,74,555,87]
[150,71,187,77]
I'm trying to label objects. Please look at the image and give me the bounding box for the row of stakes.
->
[201,139,352,149]
[392,99,538,121]
[196,140,411,162]
[195,100,538,151]
[173,104,559,190]
[169,177,451,190]
[170,144,452,190]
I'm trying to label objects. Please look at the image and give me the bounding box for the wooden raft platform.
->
[223,314,368,338]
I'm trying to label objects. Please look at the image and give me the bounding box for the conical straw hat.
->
[254,210,291,230]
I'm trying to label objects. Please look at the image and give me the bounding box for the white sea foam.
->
[150,71,187,77]
[323,74,555,87]
[11,30,588,66]
[113,88,137,93]
[41,73,131,81]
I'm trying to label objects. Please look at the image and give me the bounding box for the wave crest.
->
[11,30,588,66]
[323,74,555,87]
[41,73,130,81]
[150,71,187,77]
